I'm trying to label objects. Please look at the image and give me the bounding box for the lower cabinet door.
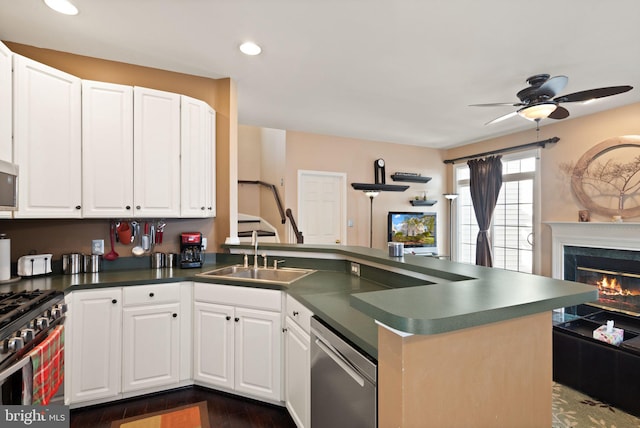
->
[122,303,180,392]
[285,317,310,428]
[67,289,122,405]
[235,307,282,401]
[193,301,235,389]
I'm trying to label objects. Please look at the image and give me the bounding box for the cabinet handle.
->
[173,313,177,318]
[234,317,239,322]
[75,205,81,210]
[125,205,131,210]
[226,316,231,321]
[112,299,117,304]
[136,205,141,210]
[293,311,299,316]
[149,292,154,297]
[282,328,288,333]
[201,206,205,210]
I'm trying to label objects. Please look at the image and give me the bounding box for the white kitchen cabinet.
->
[193,301,235,389]
[284,295,313,428]
[0,41,12,163]
[133,86,181,217]
[181,95,216,217]
[66,288,122,405]
[13,54,82,218]
[193,283,282,402]
[81,80,134,217]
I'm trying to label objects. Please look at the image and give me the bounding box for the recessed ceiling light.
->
[239,42,262,56]
[44,0,79,15]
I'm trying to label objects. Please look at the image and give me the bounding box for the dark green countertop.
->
[2,243,599,361]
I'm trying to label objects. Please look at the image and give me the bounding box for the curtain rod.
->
[443,137,560,164]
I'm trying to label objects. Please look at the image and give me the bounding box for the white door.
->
[122,302,180,392]
[82,80,134,217]
[13,55,82,218]
[67,289,122,405]
[235,307,282,401]
[298,171,347,245]
[193,301,235,390]
[133,86,181,217]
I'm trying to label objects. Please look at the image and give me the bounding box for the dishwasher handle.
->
[315,338,365,387]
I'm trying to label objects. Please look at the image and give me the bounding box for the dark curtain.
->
[467,156,503,267]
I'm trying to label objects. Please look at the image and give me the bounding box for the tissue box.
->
[593,325,624,346]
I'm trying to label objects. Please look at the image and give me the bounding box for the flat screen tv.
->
[388,211,437,250]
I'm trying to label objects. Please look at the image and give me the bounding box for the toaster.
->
[17,254,53,277]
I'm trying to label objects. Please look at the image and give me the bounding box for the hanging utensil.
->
[104,221,119,261]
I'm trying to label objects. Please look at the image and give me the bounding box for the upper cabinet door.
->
[133,87,181,218]
[82,80,134,218]
[205,106,216,217]
[180,96,216,218]
[0,42,12,163]
[13,55,82,218]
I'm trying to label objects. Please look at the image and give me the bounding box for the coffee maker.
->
[180,232,203,268]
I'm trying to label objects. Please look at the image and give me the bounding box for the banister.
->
[238,180,286,223]
[238,180,304,243]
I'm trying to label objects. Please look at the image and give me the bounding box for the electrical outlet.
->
[92,239,104,255]
[202,237,208,250]
[350,262,360,277]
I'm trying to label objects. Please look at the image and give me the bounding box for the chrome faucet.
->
[251,230,258,268]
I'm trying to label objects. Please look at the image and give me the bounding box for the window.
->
[454,153,538,274]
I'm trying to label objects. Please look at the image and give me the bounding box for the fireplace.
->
[564,246,640,315]
[548,221,640,315]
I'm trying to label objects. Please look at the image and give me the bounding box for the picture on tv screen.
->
[388,211,436,248]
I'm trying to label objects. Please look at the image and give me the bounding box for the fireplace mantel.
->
[546,222,640,280]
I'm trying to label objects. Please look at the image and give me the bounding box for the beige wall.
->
[284,131,448,250]
[444,102,640,276]
[1,42,236,260]
[238,125,262,215]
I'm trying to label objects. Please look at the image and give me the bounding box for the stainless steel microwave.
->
[0,160,18,210]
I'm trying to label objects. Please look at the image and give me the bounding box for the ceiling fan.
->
[471,74,633,125]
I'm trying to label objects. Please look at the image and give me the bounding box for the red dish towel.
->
[30,325,64,405]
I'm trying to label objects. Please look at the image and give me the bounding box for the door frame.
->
[297,170,347,245]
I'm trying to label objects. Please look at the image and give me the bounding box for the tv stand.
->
[553,304,640,416]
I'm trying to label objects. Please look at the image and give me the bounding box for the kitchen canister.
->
[62,253,82,274]
[165,253,177,268]
[83,254,102,273]
[388,242,404,257]
[151,252,165,269]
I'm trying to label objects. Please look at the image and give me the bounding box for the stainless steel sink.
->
[197,265,316,285]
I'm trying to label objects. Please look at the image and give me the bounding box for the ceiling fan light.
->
[517,103,557,121]
[43,0,78,15]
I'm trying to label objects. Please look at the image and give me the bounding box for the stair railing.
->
[238,180,304,244]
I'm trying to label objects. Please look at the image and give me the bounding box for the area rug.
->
[553,382,640,428]
[111,401,210,428]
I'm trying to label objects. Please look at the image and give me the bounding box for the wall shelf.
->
[410,200,437,206]
[390,174,432,183]
[351,183,409,192]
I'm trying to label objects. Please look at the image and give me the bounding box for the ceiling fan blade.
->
[485,111,517,125]
[548,105,570,120]
[469,102,523,107]
[554,85,633,103]
[537,75,568,98]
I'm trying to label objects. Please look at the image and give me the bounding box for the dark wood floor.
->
[70,386,297,428]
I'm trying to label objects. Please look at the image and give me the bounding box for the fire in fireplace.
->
[565,246,640,316]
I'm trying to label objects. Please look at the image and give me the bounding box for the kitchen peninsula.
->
[226,243,597,428]
[5,244,596,427]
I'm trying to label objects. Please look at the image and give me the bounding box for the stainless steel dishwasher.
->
[310,316,377,427]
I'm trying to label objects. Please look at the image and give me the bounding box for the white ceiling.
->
[1,0,639,149]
